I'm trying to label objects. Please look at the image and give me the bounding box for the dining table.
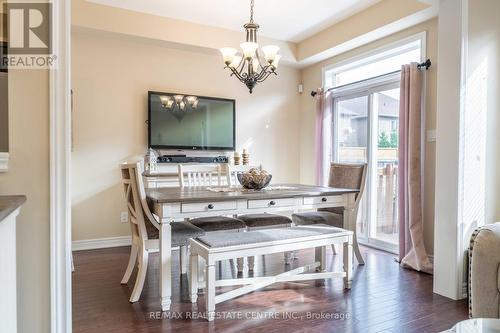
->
[146,183,360,311]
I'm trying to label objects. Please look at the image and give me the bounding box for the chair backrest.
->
[120,161,160,243]
[178,164,223,187]
[225,164,263,187]
[328,163,367,207]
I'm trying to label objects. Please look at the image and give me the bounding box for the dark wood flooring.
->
[73,246,467,333]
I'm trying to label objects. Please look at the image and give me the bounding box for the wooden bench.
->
[188,224,354,321]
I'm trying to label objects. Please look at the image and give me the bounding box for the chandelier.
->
[219,0,281,93]
[159,95,198,121]
[160,95,198,111]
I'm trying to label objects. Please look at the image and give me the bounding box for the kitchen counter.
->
[0,195,26,222]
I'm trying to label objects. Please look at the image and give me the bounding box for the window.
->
[325,33,425,254]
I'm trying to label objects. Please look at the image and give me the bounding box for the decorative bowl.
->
[237,171,272,190]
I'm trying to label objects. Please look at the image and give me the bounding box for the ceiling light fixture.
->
[219,0,281,94]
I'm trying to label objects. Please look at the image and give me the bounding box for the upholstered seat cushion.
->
[318,207,344,215]
[196,224,346,248]
[238,213,292,228]
[171,222,206,247]
[145,221,205,247]
[292,211,343,228]
[189,216,246,232]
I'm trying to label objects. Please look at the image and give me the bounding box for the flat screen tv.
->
[148,91,235,151]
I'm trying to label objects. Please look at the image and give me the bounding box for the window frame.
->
[322,31,427,92]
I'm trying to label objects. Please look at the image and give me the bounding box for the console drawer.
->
[303,195,344,206]
[247,198,296,209]
[181,201,237,213]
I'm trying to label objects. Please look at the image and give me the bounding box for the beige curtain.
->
[398,63,433,274]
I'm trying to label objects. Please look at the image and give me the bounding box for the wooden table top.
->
[0,195,26,223]
[146,184,358,204]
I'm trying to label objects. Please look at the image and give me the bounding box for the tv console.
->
[157,155,229,164]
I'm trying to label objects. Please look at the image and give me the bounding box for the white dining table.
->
[146,184,360,311]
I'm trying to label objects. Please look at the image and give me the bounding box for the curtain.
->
[398,63,433,273]
[314,88,333,186]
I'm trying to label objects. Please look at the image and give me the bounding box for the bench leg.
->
[343,237,353,289]
[315,246,326,272]
[180,245,188,275]
[206,264,216,321]
[248,256,255,271]
[189,253,199,303]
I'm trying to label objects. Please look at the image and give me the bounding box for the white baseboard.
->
[72,236,131,251]
[72,236,181,252]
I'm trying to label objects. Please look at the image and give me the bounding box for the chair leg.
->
[331,244,337,255]
[129,250,148,303]
[353,231,365,265]
[180,245,188,275]
[248,256,255,271]
[237,258,244,272]
[121,243,138,284]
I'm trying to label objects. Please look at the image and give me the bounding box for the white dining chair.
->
[225,164,294,269]
[120,161,204,302]
[178,163,247,271]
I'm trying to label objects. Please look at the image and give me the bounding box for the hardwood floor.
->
[73,246,467,333]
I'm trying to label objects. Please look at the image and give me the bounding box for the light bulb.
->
[179,101,185,110]
[270,54,281,69]
[229,56,242,69]
[186,96,197,106]
[159,96,171,107]
[252,57,260,70]
[240,42,258,59]
[173,95,184,103]
[262,45,280,63]
[220,47,238,65]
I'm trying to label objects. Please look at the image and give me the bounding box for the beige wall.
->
[297,0,430,62]
[467,0,500,225]
[71,30,301,241]
[299,18,438,254]
[0,70,50,333]
[0,72,7,152]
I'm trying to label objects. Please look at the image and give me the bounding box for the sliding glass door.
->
[333,82,400,253]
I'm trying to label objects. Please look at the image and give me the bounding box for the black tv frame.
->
[148,91,236,151]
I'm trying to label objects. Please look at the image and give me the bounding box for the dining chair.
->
[178,164,247,272]
[120,161,205,302]
[178,164,247,232]
[292,163,367,265]
[226,164,293,269]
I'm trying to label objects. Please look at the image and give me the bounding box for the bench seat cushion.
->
[195,225,347,248]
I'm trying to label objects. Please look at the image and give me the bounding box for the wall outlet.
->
[120,211,129,223]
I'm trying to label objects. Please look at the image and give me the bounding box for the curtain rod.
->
[310,59,431,97]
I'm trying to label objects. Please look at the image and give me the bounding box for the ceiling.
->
[87,0,382,42]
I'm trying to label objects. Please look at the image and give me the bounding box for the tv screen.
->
[148,91,235,150]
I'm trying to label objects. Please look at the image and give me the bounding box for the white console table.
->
[0,195,26,333]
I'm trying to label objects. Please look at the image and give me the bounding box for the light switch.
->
[427,130,437,142]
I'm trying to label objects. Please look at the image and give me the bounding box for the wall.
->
[299,18,438,254]
[0,69,50,332]
[467,0,500,224]
[0,72,7,151]
[71,29,301,241]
